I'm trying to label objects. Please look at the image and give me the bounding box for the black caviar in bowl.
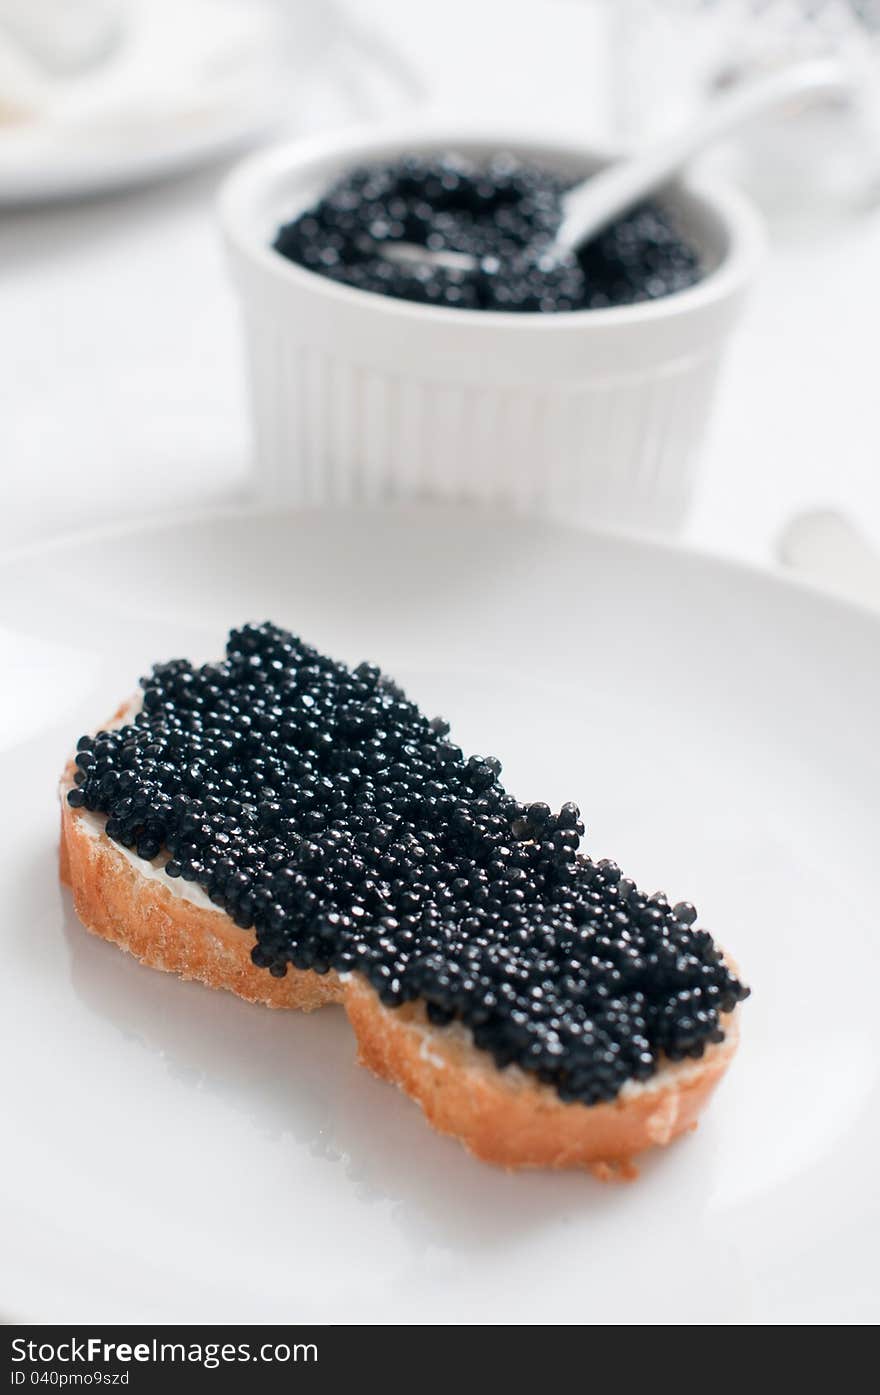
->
[272,153,702,313]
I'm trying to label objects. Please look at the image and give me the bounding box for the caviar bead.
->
[672,901,698,925]
[69,622,748,1104]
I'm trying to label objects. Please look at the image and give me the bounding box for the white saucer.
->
[0,0,359,203]
[2,504,878,1324]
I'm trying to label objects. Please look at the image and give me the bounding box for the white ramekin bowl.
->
[219,123,763,533]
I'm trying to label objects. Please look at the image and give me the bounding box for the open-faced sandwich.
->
[60,623,748,1176]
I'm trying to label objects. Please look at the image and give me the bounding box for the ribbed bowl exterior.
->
[241,319,722,531]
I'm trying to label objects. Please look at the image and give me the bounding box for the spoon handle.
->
[778,510,880,612]
[556,58,851,253]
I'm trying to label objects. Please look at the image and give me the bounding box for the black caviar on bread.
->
[67,622,748,1110]
[273,153,702,313]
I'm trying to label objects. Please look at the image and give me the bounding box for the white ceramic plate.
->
[0,1,357,204]
[2,505,878,1325]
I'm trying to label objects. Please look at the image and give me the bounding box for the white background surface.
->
[3,0,879,567]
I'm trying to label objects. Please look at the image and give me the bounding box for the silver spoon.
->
[377,58,852,273]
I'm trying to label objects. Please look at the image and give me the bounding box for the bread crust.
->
[344,974,738,1175]
[60,720,741,1173]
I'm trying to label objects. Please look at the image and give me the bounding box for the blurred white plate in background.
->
[0,0,411,203]
[1,504,878,1323]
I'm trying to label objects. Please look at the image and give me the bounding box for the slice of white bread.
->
[60,702,741,1175]
[60,698,341,1013]
[345,975,738,1175]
